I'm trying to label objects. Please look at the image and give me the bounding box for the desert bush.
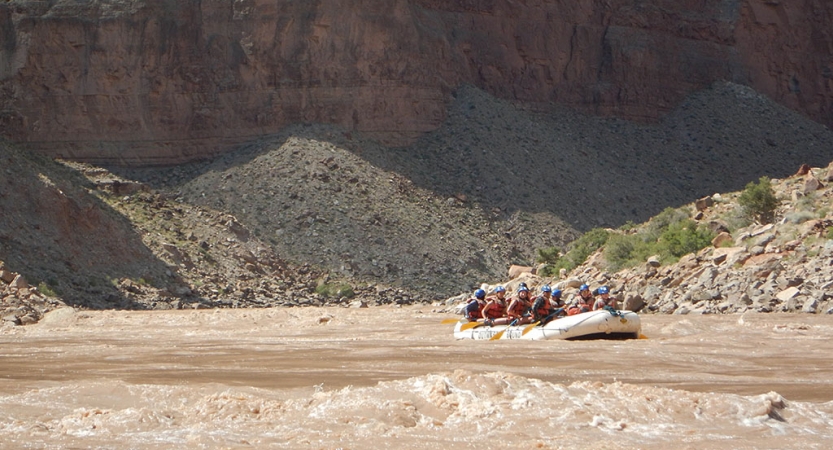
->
[659,219,715,258]
[535,228,610,275]
[535,246,561,264]
[603,210,714,270]
[644,207,691,240]
[37,282,59,298]
[315,282,355,299]
[785,210,816,224]
[738,177,778,224]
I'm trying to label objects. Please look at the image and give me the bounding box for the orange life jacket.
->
[482,298,506,320]
[506,296,530,319]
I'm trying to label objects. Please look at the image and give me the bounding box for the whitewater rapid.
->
[1,306,831,449]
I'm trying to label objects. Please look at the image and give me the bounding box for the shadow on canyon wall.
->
[0,143,186,308]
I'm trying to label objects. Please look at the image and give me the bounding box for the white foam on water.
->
[1,372,832,449]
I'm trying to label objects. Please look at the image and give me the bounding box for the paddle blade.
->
[441,318,462,324]
[521,321,540,336]
[489,329,506,340]
[460,321,482,331]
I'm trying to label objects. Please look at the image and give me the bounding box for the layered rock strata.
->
[1,0,831,165]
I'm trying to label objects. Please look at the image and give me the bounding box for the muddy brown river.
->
[1,306,831,449]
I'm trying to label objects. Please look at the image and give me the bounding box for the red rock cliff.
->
[1,0,831,165]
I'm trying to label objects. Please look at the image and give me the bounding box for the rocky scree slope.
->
[117,83,833,297]
[1,144,415,326]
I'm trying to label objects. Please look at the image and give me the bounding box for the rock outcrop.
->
[1,0,831,165]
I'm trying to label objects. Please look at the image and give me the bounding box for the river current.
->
[1,306,831,449]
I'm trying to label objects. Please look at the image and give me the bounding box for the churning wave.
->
[1,371,831,449]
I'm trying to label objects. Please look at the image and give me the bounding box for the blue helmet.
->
[580,284,589,291]
[474,289,486,299]
[598,286,609,295]
[494,286,506,293]
[540,285,552,293]
[552,289,562,298]
[518,286,529,293]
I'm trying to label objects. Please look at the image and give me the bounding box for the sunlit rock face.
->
[1,0,831,165]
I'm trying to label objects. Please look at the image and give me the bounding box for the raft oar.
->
[489,319,518,340]
[441,318,462,324]
[460,321,484,331]
[521,321,540,336]
[489,328,506,340]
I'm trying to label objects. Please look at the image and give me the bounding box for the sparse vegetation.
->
[537,228,610,276]
[315,282,355,299]
[535,247,561,265]
[785,210,816,224]
[604,208,715,270]
[738,177,779,224]
[36,282,59,298]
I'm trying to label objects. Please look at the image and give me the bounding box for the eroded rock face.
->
[1,0,831,165]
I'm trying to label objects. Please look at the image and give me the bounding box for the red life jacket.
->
[506,296,530,319]
[531,295,551,318]
[482,297,506,319]
[464,298,486,320]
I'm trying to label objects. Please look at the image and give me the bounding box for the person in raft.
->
[463,289,487,321]
[530,285,555,322]
[592,286,618,310]
[506,285,534,325]
[550,288,567,311]
[567,284,594,315]
[482,286,513,326]
[534,286,567,323]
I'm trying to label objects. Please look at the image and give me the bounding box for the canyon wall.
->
[0,0,831,165]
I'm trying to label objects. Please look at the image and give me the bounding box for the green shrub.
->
[535,246,561,264]
[659,219,715,258]
[785,210,816,224]
[537,264,559,278]
[720,206,753,232]
[603,209,714,270]
[738,177,778,224]
[37,282,59,298]
[560,228,610,271]
[827,227,833,240]
[645,207,691,240]
[604,233,641,271]
[315,282,355,299]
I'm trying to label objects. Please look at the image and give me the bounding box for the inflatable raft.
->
[453,309,641,341]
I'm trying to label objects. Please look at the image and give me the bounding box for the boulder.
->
[508,265,533,279]
[775,287,800,302]
[795,164,812,176]
[622,294,645,312]
[695,196,714,211]
[803,174,823,193]
[0,270,15,284]
[711,232,733,249]
[10,275,28,290]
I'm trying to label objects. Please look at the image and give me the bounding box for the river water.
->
[1,306,831,449]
